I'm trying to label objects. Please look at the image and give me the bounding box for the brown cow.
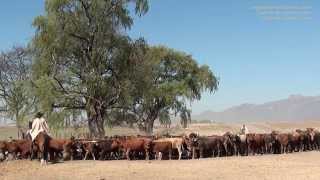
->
[0,139,35,160]
[82,141,99,160]
[306,128,316,150]
[15,139,36,159]
[96,139,121,160]
[151,140,172,160]
[189,136,222,159]
[296,129,310,151]
[274,133,289,153]
[118,137,152,160]
[246,134,265,155]
[0,140,19,160]
[223,132,241,156]
[153,137,185,160]
[208,135,230,156]
[48,138,73,161]
[288,132,301,152]
[63,138,88,160]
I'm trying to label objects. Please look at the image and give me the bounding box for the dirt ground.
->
[1,151,320,180]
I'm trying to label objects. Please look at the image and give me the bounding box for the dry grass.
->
[0,126,18,140]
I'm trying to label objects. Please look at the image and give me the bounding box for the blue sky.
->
[0,0,319,114]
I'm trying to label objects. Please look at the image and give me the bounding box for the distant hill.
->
[192,95,320,122]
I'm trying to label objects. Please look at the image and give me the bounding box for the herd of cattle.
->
[1,128,320,162]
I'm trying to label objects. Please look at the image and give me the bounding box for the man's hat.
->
[35,111,44,118]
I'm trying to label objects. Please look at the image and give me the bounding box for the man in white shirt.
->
[29,112,50,160]
[30,112,50,141]
[240,124,249,135]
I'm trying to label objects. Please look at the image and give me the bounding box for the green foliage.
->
[31,0,149,137]
[122,46,219,133]
[0,47,36,127]
[159,109,171,127]
[0,0,218,136]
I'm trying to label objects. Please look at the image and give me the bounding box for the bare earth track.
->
[1,151,320,180]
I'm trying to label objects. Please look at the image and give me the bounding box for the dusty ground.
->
[1,151,320,180]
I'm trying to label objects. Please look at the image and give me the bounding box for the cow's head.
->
[63,137,79,160]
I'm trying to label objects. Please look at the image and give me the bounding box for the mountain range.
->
[192,95,320,122]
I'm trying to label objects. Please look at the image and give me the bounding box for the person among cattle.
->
[29,112,50,162]
[240,124,249,135]
[8,136,13,142]
[30,112,50,141]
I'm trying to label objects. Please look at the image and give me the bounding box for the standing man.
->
[240,124,249,135]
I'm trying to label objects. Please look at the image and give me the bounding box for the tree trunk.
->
[86,102,105,138]
[144,119,154,135]
[182,121,188,129]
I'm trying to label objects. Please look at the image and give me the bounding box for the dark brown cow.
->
[63,139,86,160]
[288,132,301,152]
[208,135,230,156]
[295,129,311,151]
[262,133,273,154]
[190,136,222,159]
[306,128,316,150]
[246,134,265,155]
[223,132,241,156]
[96,139,121,160]
[82,141,99,160]
[151,140,172,160]
[118,137,152,160]
[313,130,320,150]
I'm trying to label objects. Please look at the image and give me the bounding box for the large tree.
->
[0,46,35,128]
[123,46,219,134]
[31,0,149,137]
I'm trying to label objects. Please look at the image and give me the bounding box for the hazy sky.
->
[1,0,319,114]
